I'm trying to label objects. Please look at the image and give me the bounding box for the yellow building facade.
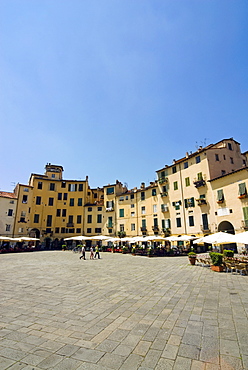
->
[9,138,248,244]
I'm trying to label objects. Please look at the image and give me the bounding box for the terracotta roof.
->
[0,191,17,199]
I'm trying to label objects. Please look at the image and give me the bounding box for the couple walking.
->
[79,244,100,260]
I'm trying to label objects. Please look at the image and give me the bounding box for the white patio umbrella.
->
[193,232,236,244]
[232,232,248,244]
[165,236,181,242]
[91,235,110,240]
[18,237,40,241]
[105,237,122,243]
[0,236,17,241]
[143,236,167,241]
[177,235,197,241]
[64,236,90,241]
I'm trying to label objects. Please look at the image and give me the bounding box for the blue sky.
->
[0,1,247,192]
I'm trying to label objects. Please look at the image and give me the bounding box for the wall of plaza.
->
[1,138,247,242]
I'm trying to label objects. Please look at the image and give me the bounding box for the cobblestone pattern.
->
[0,251,248,369]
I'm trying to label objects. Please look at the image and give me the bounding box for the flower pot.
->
[211,265,224,272]
[188,256,196,265]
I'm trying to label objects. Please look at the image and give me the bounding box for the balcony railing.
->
[66,223,74,227]
[193,179,206,188]
[152,226,159,231]
[238,194,247,199]
[200,225,211,233]
[106,224,113,228]
[158,177,168,184]
[160,192,168,197]
[140,226,147,232]
[196,199,207,206]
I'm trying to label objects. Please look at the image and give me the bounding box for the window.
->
[153,218,158,227]
[162,184,169,193]
[164,219,171,229]
[185,177,190,187]
[22,195,28,203]
[78,198,82,206]
[119,209,124,217]
[184,162,188,169]
[21,211,26,217]
[106,201,114,209]
[69,228,75,233]
[50,183,55,191]
[48,198,54,206]
[174,181,178,190]
[131,212,135,217]
[131,223,135,231]
[197,172,203,181]
[126,196,129,200]
[239,183,247,196]
[69,198,74,206]
[243,207,248,228]
[223,155,226,160]
[228,143,233,150]
[120,224,124,232]
[62,209,66,217]
[61,227,66,233]
[61,181,66,188]
[230,157,234,164]
[6,224,11,231]
[215,154,219,161]
[10,200,14,204]
[98,207,102,211]
[202,214,209,230]
[94,193,98,198]
[18,227,24,233]
[46,215,52,227]
[36,196,41,205]
[172,166,177,174]
[176,217,181,227]
[95,228,101,233]
[189,216,194,227]
[77,215,82,224]
[34,214,39,223]
[55,227,60,233]
[152,189,156,196]
[153,205,157,213]
[130,193,134,199]
[107,217,113,228]
[141,192,145,201]
[38,182,42,189]
[97,214,102,223]
[56,209,61,217]
[106,187,114,195]
[24,188,29,192]
[131,204,135,208]
[76,228,81,233]
[63,193,68,200]
[221,170,226,176]
[119,196,124,201]
[87,215,92,223]
[58,193,62,200]
[87,228,92,233]
[68,215,73,224]
[51,174,55,178]
[79,184,83,191]
[141,206,146,214]
[69,184,77,192]
[217,189,224,202]
[88,207,92,211]
[7,209,13,216]
[184,197,195,208]
[196,156,201,164]
[142,219,146,228]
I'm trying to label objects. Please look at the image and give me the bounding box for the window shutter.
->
[243,207,248,221]
[184,199,188,208]
[239,183,247,196]
[217,189,224,201]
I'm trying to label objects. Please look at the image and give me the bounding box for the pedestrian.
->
[79,244,86,260]
[95,244,100,259]
[90,246,94,260]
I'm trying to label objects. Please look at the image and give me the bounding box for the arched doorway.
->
[29,228,40,238]
[218,221,235,234]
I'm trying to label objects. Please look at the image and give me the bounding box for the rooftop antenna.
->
[11,182,16,189]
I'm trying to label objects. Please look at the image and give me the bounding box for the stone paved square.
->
[0,251,248,369]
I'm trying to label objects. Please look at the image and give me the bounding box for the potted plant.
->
[131,246,136,255]
[188,251,197,265]
[223,249,234,258]
[122,246,128,254]
[209,252,224,272]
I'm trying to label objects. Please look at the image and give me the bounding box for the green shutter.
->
[191,197,195,207]
[239,183,247,196]
[243,207,248,221]
[184,199,188,208]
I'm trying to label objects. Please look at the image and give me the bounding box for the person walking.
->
[90,246,94,260]
[79,244,86,260]
[94,244,100,259]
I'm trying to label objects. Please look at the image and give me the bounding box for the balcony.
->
[193,179,206,188]
[158,177,168,184]
[140,226,147,232]
[196,199,207,206]
[66,223,74,227]
[160,192,168,197]
[106,224,113,228]
[106,207,114,212]
[161,205,169,212]
[152,226,159,232]
[217,199,224,204]
[200,225,211,233]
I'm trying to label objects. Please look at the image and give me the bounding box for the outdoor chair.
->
[235,263,247,275]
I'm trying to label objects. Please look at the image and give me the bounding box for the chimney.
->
[186,152,189,158]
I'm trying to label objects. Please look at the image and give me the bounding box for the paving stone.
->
[36,353,64,369]
[161,343,179,360]
[97,352,126,369]
[72,347,105,363]
[220,338,241,357]
[155,357,174,369]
